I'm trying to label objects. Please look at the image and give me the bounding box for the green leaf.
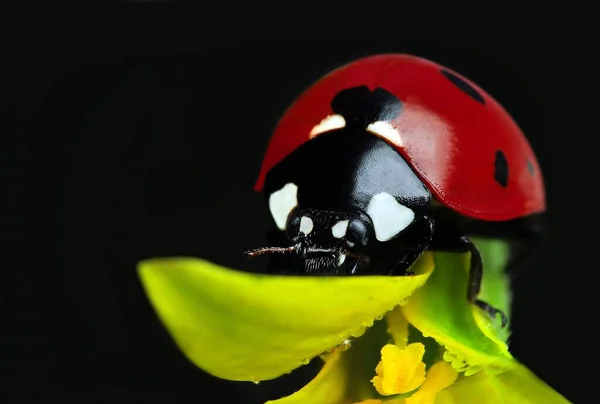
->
[473,238,512,343]
[137,254,434,382]
[401,249,513,375]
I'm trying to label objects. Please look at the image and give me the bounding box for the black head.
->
[249,128,432,275]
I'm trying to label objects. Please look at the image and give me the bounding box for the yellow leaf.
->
[266,349,349,404]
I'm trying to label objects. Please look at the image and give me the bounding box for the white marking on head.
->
[309,114,346,138]
[268,183,298,230]
[331,220,349,238]
[299,216,314,235]
[366,192,415,242]
[366,121,403,146]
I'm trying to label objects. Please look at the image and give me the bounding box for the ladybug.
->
[246,54,545,327]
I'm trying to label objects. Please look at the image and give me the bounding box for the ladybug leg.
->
[460,236,509,328]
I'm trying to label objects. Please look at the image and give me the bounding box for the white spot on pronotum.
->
[331,220,349,238]
[299,216,314,235]
[367,121,403,146]
[268,183,298,230]
[309,114,346,138]
[366,192,415,242]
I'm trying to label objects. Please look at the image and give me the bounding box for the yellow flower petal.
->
[266,348,349,404]
[435,363,571,403]
[403,361,458,404]
[402,394,434,404]
[432,369,503,403]
[137,253,434,382]
[493,363,571,403]
[419,360,458,393]
[371,343,427,396]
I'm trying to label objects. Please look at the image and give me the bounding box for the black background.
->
[1,4,593,404]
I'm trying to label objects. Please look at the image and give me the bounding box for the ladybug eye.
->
[345,219,371,250]
[285,214,301,241]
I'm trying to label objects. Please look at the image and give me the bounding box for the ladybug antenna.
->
[244,245,297,258]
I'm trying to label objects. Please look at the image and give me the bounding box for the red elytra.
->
[254,54,545,222]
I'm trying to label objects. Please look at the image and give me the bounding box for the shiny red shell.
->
[254,54,546,222]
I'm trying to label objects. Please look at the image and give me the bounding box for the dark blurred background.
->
[1,4,592,404]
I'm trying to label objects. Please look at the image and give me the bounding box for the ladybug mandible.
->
[246,54,546,327]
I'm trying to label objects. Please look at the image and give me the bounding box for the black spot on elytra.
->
[494,150,509,187]
[441,70,485,105]
[527,159,535,175]
[331,86,402,128]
